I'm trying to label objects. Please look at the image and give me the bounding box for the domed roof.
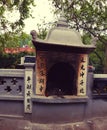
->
[32,17,95,53]
[45,27,84,47]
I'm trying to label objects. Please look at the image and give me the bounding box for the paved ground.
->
[0,116,107,130]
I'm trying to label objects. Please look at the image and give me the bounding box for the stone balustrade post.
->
[24,63,35,113]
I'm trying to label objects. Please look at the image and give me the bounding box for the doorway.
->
[45,62,76,96]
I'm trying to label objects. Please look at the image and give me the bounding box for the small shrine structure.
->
[31,17,95,99]
[1,15,107,129]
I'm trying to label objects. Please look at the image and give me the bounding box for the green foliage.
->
[0,32,33,54]
[89,42,105,73]
[0,52,34,68]
[82,33,92,45]
[0,0,35,33]
[37,26,47,40]
[51,0,107,73]
[36,18,52,40]
[52,0,107,38]
[0,31,34,68]
[0,0,35,57]
[0,0,50,68]
[19,32,32,47]
[82,33,105,73]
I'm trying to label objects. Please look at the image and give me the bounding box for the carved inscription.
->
[77,54,88,96]
[36,51,47,95]
[24,70,33,113]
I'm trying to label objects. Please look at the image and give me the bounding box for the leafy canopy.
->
[52,0,107,40]
[0,0,35,54]
[51,0,107,73]
[0,0,35,32]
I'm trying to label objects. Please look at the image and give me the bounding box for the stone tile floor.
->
[0,117,107,130]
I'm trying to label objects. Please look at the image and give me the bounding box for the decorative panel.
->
[0,77,24,96]
[92,75,107,98]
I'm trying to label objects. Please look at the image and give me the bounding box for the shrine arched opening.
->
[45,62,76,96]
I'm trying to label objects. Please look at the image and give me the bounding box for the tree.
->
[0,31,34,54]
[36,20,49,40]
[19,32,33,47]
[0,0,35,32]
[0,32,35,68]
[51,0,107,73]
[82,33,105,73]
[0,0,35,54]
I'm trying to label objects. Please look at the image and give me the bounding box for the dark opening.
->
[45,62,76,96]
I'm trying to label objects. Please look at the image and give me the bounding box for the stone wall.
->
[0,57,107,125]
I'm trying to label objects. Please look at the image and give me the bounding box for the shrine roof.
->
[31,17,96,53]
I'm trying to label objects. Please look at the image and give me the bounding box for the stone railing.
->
[92,74,107,98]
[0,69,24,100]
[0,56,107,117]
[0,56,35,114]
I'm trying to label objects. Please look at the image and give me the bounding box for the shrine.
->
[1,16,107,129]
[31,17,95,98]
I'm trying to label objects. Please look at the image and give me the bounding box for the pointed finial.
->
[57,0,68,27]
[57,16,68,27]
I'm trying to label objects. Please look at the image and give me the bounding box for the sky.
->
[23,0,57,33]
